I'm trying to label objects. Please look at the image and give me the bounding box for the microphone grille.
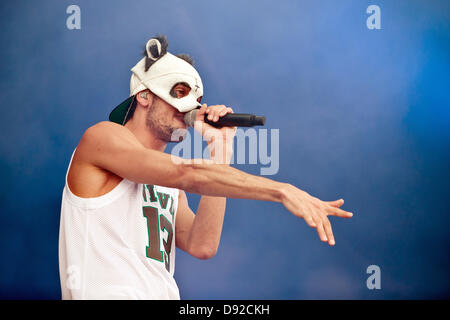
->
[183,109,198,127]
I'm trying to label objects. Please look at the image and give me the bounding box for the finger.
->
[326,206,354,218]
[312,215,328,242]
[321,215,335,246]
[304,214,316,228]
[219,107,234,117]
[208,106,227,122]
[214,105,227,121]
[194,105,209,133]
[206,106,215,120]
[325,199,344,208]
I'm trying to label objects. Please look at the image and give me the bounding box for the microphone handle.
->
[204,113,266,128]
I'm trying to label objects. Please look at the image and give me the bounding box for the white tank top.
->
[58,149,180,300]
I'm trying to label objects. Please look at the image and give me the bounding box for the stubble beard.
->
[145,102,186,143]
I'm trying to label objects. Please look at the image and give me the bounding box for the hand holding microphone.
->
[184,104,266,128]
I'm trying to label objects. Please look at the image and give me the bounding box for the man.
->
[58,35,353,300]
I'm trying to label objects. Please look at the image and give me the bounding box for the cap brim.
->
[109,96,134,125]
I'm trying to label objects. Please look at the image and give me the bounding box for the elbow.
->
[190,245,218,260]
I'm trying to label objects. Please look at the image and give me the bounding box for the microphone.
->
[184,109,266,128]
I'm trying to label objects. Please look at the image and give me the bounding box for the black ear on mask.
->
[144,35,169,71]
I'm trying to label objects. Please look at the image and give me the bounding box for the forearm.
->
[187,195,226,258]
[183,137,235,258]
[180,160,286,203]
[86,122,285,202]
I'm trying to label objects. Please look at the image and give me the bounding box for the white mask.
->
[109,36,203,124]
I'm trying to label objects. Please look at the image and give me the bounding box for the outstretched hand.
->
[280,184,353,246]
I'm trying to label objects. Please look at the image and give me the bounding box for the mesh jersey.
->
[58,149,180,300]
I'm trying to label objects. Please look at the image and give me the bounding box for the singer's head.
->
[108,35,203,143]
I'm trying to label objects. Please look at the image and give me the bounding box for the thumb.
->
[193,104,208,134]
[195,104,207,122]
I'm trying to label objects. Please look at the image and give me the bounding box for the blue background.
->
[0,0,449,299]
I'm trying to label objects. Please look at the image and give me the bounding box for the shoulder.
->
[68,121,127,197]
[82,121,127,140]
[79,121,139,150]
[75,121,130,163]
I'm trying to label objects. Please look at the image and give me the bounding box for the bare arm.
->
[80,120,353,246]
[78,121,285,201]
[175,191,226,259]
